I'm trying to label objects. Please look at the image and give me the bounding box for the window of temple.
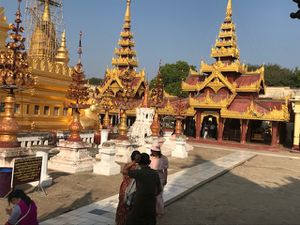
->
[14,104,21,114]
[34,105,40,115]
[0,102,4,113]
[63,108,68,116]
[44,106,50,115]
[26,104,30,114]
[54,107,60,116]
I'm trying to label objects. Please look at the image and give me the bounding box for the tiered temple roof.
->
[181,0,289,122]
[98,0,146,101]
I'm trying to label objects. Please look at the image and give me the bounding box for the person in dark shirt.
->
[122,153,162,225]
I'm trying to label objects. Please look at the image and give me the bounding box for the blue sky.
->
[1,0,300,79]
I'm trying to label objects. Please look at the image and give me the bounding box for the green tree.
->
[88,77,103,86]
[248,64,300,88]
[150,61,195,97]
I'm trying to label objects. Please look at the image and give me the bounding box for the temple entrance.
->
[201,116,218,140]
[223,119,241,142]
[184,117,195,137]
[248,120,271,144]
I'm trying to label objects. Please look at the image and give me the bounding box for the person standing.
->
[149,144,169,217]
[123,153,162,225]
[116,150,141,225]
[5,189,39,225]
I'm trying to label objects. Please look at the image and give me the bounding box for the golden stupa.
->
[0,2,73,131]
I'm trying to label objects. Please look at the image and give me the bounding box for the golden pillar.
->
[292,99,300,150]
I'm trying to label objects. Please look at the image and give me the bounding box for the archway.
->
[201,115,218,140]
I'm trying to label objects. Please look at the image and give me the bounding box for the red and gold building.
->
[181,0,290,146]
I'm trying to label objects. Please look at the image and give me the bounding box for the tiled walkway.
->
[41,151,256,225]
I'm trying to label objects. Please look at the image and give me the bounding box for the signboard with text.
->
[12,157,42,187]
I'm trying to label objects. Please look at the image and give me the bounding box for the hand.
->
[5,207,12,215]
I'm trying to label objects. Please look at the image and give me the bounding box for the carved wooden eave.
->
[221,102,290,122]
[182,69,236,93]
[236,66,266,94]
[200,60,247,74]
[189,92,236,109]
[157,99,176,115]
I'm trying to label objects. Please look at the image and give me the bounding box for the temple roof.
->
[111,0,139,70]
[97,0,145,98]
[211,0,240,62]
[221,98,289,121]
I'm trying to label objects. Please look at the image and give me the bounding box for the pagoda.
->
[97,0,146,118]
[181,0,289,146]
[0,1,73,131]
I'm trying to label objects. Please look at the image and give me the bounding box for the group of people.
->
[3,145,168,225]
[116,144,169,225]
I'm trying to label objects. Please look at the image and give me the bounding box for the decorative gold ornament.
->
[67,110,83,142]
[150,111,160,137]
[0,0,34,148]
[65,31,90,142]
[118,109,128,137]
[175,117,184,136]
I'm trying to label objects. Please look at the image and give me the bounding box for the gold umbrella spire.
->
[211,0,239,62]
[55,30,69,65]
[111,0,138,70]
[124,0,131,27]
[225,0,232,21]
[42,0,51,22]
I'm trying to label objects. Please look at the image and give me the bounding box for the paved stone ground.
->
[158,151,300,225]
[39,151,255,225]
[0,146,229,224]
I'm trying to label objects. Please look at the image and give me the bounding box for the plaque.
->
[12,157,42,187]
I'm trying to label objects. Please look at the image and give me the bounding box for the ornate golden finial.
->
[226,0,232,21]
[0,0,34,148]
[124,0,131,25]
[42,0,51,22]
[55,30,69,65]
[111,0,138,70]
[74,31,83,73]
[142,80,149,108]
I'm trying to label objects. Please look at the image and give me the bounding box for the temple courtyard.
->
[1,144,300,224]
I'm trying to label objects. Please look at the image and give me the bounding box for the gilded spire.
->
[29,0,57,61]
[0,7,9,50]
[124,0,131,28]
[55,30,69,65]
[111,0,138,70]
[211,0,239,62]
[42,0,51,22]
[225,0,232,21]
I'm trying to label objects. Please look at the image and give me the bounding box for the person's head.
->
[150,145,162,157]
[7,189,32,206]
[138,153,151,166]
[130,150,141,162]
